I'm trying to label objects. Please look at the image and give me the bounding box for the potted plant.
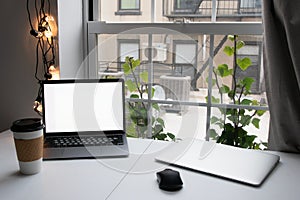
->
[208,35,267,149]
[122,56,175,141]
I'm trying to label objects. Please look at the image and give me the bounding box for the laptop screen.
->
[42,79,124,134]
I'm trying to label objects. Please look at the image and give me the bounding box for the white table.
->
[1,130,300,200]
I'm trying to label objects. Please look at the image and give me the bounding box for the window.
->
[115,0,141,15]
[118,39,140,67]
[120,0,139,10]
[86,0,268,145]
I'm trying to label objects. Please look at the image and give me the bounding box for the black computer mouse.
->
[156,169,183,191]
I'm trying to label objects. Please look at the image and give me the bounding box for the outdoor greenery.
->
[209,35,267,149]
[123,56,175,141]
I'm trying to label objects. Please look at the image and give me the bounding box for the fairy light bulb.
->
[48,65,60,80]
[44,30,53,38]
[49,65,55,71]
[33,95,43,115]
[30,29,43,38]
[45,16,54,22]
[33,101,43,115]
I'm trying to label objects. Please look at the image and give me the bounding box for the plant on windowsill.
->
[208,35,267,150]
[122,56,175,141]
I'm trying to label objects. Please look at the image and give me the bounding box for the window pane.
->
[93,29,267,142]
[92,1,266,143]
[98,0,262,22]
[208,34,269,147]
[120,0,139,10]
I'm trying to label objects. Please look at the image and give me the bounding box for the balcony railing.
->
[163,0,262,19]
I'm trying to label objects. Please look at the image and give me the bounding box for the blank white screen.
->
[43,81,123,133]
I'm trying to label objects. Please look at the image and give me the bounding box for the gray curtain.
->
[263,1,300,152]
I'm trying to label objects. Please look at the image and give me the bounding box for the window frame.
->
[115,0,142,15]
[86,0,268,140]
[118,39,141,69]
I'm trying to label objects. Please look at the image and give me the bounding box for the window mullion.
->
[147,34,154,138]
[205,34,215,141]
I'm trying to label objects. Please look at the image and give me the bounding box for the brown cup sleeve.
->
[14,136,43,162]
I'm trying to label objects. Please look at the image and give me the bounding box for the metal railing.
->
[163,0,262,19]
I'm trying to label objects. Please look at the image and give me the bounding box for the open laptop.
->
[155,138,280,186]
[42,79,129,160]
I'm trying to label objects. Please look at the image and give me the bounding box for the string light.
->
[26,0,58,116]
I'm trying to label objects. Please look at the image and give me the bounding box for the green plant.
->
[123,56,175,141]
[208,35,267,149]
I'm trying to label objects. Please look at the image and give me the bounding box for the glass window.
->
[120,0,140,10]
[86,0,268,148]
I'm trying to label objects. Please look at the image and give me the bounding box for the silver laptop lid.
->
[42,79,125,135]
[156,138,280,186]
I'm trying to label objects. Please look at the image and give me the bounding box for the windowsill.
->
[115,10,142,16]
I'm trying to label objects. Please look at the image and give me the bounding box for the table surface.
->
[1,130,300,200]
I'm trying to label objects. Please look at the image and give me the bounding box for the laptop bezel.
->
[41,78,126,139]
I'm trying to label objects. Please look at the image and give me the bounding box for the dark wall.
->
[0,1,57,131]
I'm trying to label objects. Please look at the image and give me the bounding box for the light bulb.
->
[49,65,55,71]
[44,30,53,38]
[49,66,60,80]
[33,101,43,115]
[45,16,54,22]
[30,29,43,38]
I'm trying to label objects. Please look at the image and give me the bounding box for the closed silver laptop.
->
[42,79,129,160]
[155,138,279,186]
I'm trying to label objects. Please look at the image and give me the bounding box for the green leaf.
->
[252,118,260,129]
[132,59,140,68]
[228,115,239,124]
[217,64,233,77]
[140,71,148,83]
[251,100,259,106]
[257,110,266,116]
[237,127,248,138]
[156,117,165,127]
[240,135,256,148]
[224,46,234,56]
[226,108,236,115]
[211,96,220,104]
[240,115,252,126]
[153,124,163,135]
[217,123,235,145]
[123,63,131,75]
[167,132,176,141]
[130,94,139,99]
[125,56,131,63]
[152,103,160,111]
[237,57,252,71]
[208,129,219,140]
[206,96,220,104]
[241,99,252,105]
[228,90,235,99]
[239,109,245,115]
[236,40,245,50]
[241,77,254,91]
[220,85,230,94]
[126,123,137,138]
[125,80,137,92]
[210,116,220,124]
[228,35,235,42]
[153,133,167,141]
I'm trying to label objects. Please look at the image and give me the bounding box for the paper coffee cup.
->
[10,118,44,175]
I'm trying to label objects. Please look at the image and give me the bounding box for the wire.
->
[26,0,34,29]
[28,0,57,114]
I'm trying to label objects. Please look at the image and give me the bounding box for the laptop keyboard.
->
[44,135,124,148]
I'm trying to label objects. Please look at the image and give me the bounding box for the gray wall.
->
[0,0,84,131]
[0,1,57,131]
